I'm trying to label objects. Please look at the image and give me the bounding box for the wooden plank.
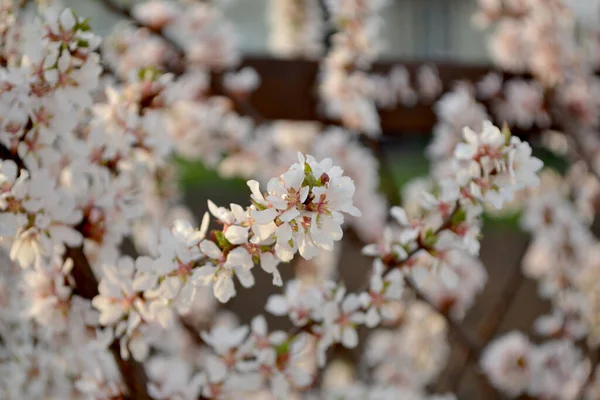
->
[236,56,496,134]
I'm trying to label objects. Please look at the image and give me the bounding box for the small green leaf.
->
[502,122,512,145]
[214,231,230,249]
[450,207,467,225]
[76,17,92,32]
[275,341,290,355]
[302,172,319,189]
[422,228,438,248]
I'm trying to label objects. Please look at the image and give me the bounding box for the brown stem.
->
[1,146,152,400]
[445,240,528,396]
[99,0,184,59]
[567,127,600,185]
[98,0,268,126]
[574,349,599,400]
[383,203,483,358]
[365,141,505,396]
[405,275,483,355]
[289,204,483,358]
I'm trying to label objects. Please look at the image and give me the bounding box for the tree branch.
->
[567,127,600,184]
[405,275,483,355]
[444,240,528,395]
[365,145,504,396]
[0,145,152,400]
[65,246,152,400]
[288,204,484,358]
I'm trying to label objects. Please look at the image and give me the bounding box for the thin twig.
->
[99,0,184,58]
[365,143,505,396]
[566,127,600,184]
[446,239,529,396]
[405,275,483,355]
[289,204,483,358]
[99,0,272,127]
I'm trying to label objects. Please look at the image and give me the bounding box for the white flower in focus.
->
[249,153,360,261]
[454,122,506,169]
[505,137,544,190]
[195,240,255,303]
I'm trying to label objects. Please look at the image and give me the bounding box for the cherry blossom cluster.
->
[91,152,361,360]
[268,0,324,59]
[0,1,581,399]
[218,123,388,243]
[370,64,443,110]
[98,0,394,248]
[467,1,600,398]
[318,0,389,136]
[190,119,543,399]
[481,331,590,399]
[474,0,576,87]
[367,120,542,270]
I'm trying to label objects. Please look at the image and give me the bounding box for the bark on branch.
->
[0,144,153,400]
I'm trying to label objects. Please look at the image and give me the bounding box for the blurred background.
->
[64,0,489,61]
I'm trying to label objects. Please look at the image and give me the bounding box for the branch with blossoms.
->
[7,0,600,399]
[0,7,543,393]
[185,120,543,398]
[0,6,156,398]
[429,1,600,398]
[94,0,392,246]
[93,0,600,398]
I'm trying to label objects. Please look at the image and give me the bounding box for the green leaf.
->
[422,228,438,248]
[302,172,319,189]
[275,341,290,355]
[450,207,467,225]
[214,231,230,249]
[502,122,512,145]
